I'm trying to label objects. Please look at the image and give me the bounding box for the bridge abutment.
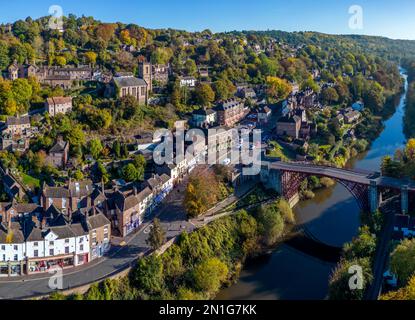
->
[369,180,379,213]
[401,185,409,215]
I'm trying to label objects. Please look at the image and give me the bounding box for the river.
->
[216,68,408,300]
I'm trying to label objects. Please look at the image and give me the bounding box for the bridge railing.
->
[277,160,378,177]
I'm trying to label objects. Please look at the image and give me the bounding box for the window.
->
[1,245,5,251]
[65,247,69,254]
[34,242,38,247]
[141,87,145,96]
[65,239,70,244]
[14,255,18,261]
[80,244,84,251]
[49,249,54,256]
[13,245,18,251]
[2,254,5,262]
[34,250,38,257]
[49,241,54,246]
[79,237,84,243]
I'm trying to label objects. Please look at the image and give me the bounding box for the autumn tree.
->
[194,83,215,106]
[266,76,292,102]
[184,171,220,218]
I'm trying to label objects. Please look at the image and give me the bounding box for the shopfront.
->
[0,262,24,277]
[27,254,75,275]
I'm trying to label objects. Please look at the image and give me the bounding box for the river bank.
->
[216,67,408,300]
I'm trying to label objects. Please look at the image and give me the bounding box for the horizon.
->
[1,0,415,41]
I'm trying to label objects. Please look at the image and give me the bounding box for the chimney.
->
[41,217,47,230]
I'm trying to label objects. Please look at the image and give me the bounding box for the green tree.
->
[132,255,164,295]
[258,203,285,246]
[192,258,228,293]
[391,239,415,286]
[89,138,103,160]
[147,218,166,251]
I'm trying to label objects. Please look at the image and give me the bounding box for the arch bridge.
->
[259,161,414,214]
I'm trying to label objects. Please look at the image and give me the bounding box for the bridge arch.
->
[279,170,371,211]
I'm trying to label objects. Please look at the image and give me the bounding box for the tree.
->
[84,51,97,65]
[343,226,376,262]
[266,76,292,102]
[195,83,215,106]
[0,41,10,71]
[321,87,339,105]
[147,218,166,251]
[112,140,121,159]
[89,138,103,160]
[391,239,415,286]
[121,163,139,182]
[131,255,164,295]
[381,275,415,300]
[212,79,236,101]
[184,59,197,76]
[184,171,220,218]
[96,23,117,43]
[12,79,32,113]
[192,258,228,293]
[55,56,67,67]
[258,203,285,246]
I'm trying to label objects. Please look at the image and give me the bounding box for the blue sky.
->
[1,0,415,40]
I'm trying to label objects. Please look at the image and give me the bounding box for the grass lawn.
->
[267,141,296,160]
[22,174,40,189]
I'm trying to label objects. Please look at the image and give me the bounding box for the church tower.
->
[139,61,152,93]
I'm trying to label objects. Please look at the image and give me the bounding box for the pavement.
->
[0,165,247,300]
[0,179,195,300]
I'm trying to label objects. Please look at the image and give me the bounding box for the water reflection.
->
[217,69,408,300]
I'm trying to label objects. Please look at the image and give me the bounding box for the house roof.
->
[46,97,73,105]
[49,140,68,153]
[3,174,17,188]
[47,225,76,240]
[113,76,147,88]
[87,213,110,230]
[43,186,70,198]
[0,222,25,243]
[6,116,30,126]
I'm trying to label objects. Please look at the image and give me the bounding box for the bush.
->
[276,199,295,224]
[302,190,315,200]
[320,177,335,188]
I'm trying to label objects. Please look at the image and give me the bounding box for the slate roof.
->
[3,174,17,188]
[43,186,70,198]
[113,76,147,87]
[49,140,68,153]
[6,116,30,126]
[46,97,72,105]
[0,222,25,243]
[87,213,110,230]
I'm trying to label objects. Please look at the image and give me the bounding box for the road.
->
[0,165,245,299]
[0,180,194,300]
[365,198,398,300]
